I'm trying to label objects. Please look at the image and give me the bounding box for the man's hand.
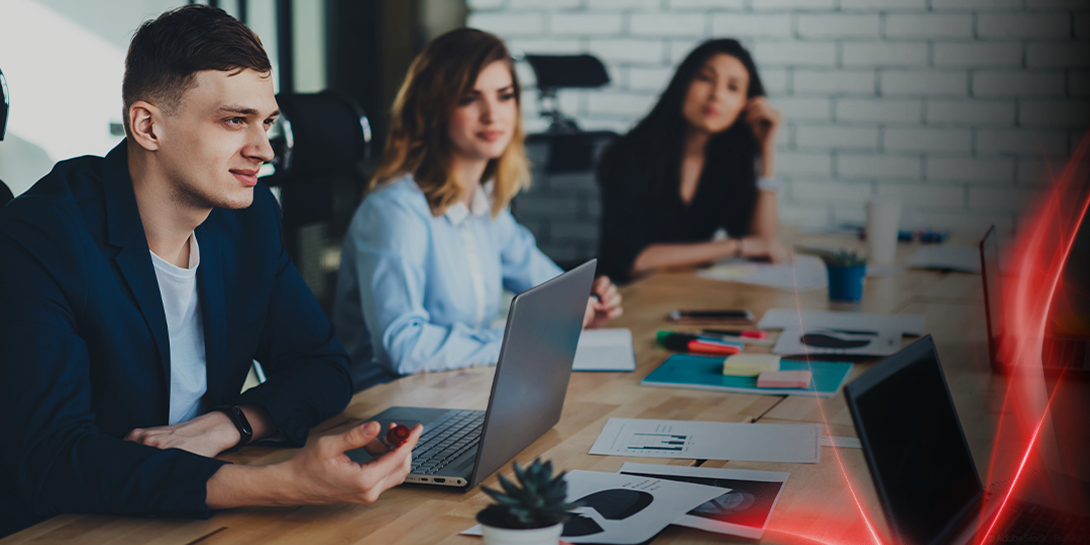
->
[583,275,623,329]
[125,410,239,458]
[205,420,424,509]
[280,421,423,505]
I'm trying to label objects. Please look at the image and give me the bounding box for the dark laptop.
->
[979,226,1090,377]
[845,335,1090,545]
[348,259,596,490]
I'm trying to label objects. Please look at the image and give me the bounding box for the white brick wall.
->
[470,0,1088,261]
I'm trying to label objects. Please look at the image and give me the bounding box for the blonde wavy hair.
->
[368,28,530,218]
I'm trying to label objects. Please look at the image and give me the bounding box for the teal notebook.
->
[641,354,853,398]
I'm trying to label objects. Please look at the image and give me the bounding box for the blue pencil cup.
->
[827,265,866,302]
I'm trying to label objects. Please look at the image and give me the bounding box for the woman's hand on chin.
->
[743,97,782,152]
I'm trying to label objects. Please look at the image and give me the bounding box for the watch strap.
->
[212,405,253,452]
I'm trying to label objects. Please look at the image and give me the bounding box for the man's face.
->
[154,68,277,210]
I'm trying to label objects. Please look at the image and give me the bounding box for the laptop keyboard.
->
[999,499,1090,540]
[1041,337,1089,370]
[410,409,485,475]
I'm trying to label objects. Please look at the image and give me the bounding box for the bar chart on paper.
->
[589,418,821,463]
[627,429,695,453]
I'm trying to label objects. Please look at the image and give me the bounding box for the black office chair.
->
[520,54,616,174]
[264,90,371,313]
[512,55,617,269]
[1,66,12,209]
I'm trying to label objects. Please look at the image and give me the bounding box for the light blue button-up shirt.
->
[333,175,563,390]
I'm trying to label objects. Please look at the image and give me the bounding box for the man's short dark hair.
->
[122,4,272,137]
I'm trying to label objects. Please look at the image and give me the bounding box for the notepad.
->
[572,328,636,372]
[722,354,781,376]
[641,354,852,398]
[757,370,812,389]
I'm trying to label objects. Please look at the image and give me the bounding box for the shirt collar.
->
[445,183,492,226]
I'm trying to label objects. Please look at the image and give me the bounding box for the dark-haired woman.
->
[597,39,788,283]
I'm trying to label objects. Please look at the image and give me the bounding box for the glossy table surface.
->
[6,236,1088,545]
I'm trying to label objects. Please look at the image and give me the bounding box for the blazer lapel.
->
[196,223,227,406]
[102,142,172,394]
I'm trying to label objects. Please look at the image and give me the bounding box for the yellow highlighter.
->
[722,354,781,376]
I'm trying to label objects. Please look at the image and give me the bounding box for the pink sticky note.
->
[757,370,812,389]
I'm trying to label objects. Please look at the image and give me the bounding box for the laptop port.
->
[433,478,445,483]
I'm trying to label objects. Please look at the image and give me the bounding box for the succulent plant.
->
[822,249,867,268]
[477,458,583,530]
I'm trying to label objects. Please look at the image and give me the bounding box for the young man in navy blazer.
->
[0,5,422,537]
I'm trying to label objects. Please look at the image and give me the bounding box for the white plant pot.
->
[480,522,563,545]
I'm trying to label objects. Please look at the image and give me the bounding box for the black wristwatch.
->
[212,405,253,452]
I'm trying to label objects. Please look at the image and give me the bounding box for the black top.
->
[596,144,758,283]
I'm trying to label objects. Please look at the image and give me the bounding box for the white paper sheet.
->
[699,255,904,292]
[572,328,636,372]
[821,436,862,449]
[589,418,821,463]
[698,254,828,291]
[758,309,926,336]
[618,463,790,540]
[772,326,904,356]
[461,470,725,544]
[904,244,981,273]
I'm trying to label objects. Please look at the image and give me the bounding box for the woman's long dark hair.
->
[598,39,765,229]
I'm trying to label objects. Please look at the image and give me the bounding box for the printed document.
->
[590,418,821,463]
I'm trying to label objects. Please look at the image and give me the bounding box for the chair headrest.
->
[1,67,9,141]
[269,90,370,178]
[524,55,610,91]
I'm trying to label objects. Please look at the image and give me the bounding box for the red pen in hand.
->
[385,423,410,448]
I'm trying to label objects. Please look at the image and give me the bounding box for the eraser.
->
[722,354,780,376]
[757,370,812,389]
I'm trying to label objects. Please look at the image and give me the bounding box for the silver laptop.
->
[348,259,596,489]
[980,225,1090,377]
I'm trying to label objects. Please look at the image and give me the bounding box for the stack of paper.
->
[463,470,726,544]
[618,463,790,540]
[698,255,828,291]
[589,418,821,464]
[758,309,926,356]
[698,255,906,292]
[904,244,981,273]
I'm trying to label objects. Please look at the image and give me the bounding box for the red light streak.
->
[976,132,1090,543]
[978,381,1060,544]
[783,264,886,545]
[767,133,1089,545]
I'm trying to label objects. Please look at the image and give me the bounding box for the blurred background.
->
[0,0,1087,309]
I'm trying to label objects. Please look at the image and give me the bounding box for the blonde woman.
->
[334,28,622,390]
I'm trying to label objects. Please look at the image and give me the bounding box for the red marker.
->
[701,329,768,340]
[385,423,410,448]
[686,340,742,355]
[656,332,742,356]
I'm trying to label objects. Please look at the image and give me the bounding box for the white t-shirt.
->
[150,232,207,425]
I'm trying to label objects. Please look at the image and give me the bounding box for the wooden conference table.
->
[6,236,1089,545]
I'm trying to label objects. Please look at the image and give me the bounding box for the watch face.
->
[232,407,253,436]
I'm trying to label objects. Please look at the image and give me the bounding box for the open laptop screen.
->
[846,337,984,545]
[980,226,1005,367]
